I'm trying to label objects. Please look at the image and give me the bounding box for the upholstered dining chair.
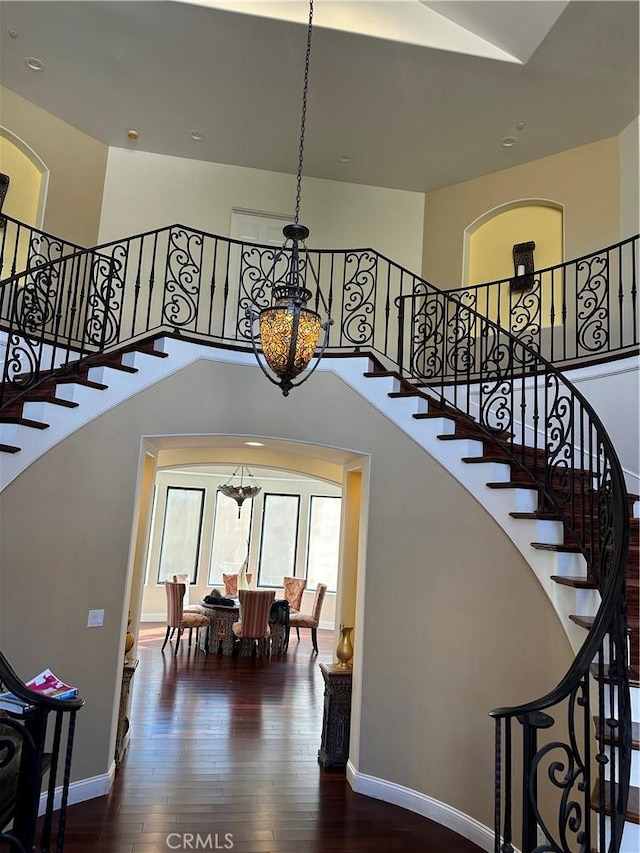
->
[287,583,327,654]
[222,573,238,597]
[172,573,204,613]
[232,589,275,658]
[161,581,209,656]
[283,576,307,613]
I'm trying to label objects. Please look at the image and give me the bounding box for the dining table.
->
[198,599,239,656]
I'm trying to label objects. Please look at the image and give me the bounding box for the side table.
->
[318,663,352,769]
[115,658,138,769]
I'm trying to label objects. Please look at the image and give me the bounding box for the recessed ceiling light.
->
[338,154,352,163]
[244,441,265,447]
[189,130,204,141]
[25,56,44,72]
[501,136,517,148]
[517,121,526,130]
[9,29,18,39]
[127,129,139,140]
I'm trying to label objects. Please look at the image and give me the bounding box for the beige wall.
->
[422,137,620,289]
[0,357,572,829]
[99,147,425,272]
[0,86,107,246]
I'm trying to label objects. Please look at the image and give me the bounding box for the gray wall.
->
[0,357,573,827]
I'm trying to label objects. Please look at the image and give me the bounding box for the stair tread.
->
[590,663,640,686]
[510,511,562,520]
[486,481,539,491]
[54,377,108,390]
[590,779,640,823]
[551,574,598,589]
[0,416,49,430]
[593,717,640,749]
[24,395,79,409]
[0,443,21,454]
[532,541,582,553]
[570,614,632,633]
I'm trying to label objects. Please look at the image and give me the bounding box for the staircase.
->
[0,218,637,851]
[353,366,639,851]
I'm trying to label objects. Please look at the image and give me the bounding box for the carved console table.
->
[115,658,138,769]
[318,663,352,769]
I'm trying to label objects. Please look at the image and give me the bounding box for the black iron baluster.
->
[618,242,625,350]
[549,266,556,363]
[208,236,218,337]
[131,237,143,339]
[146,232,159,334]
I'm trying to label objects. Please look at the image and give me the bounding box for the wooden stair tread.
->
[54,377,108,390]
[0,443,21,454]
[0,416,49,430]
[571,615,632,633]
[23,395,79,409]
[590,780,640,823]
[593,717,640,749]
[486,481,539,491]
[551,574,598,589]
[510,511,561,520]
[590,663,640,687]
[363,370,400,379]
[531,541,582,553]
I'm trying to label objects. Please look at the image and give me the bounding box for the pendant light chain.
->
[294,0,314,226]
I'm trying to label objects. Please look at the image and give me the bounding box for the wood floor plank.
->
[58,624,483,852]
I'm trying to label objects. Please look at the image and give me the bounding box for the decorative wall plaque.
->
[510,240,535,291]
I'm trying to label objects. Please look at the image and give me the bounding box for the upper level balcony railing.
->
[448,236,638,368]
[0,217,637,388]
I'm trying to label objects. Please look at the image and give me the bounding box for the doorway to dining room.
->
[123,435,368,691]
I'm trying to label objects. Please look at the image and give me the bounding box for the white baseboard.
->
[346,762,494,852]
[38,765,115,815]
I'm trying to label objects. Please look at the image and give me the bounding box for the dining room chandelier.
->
[245,0,333,397]
[218,466,262,518]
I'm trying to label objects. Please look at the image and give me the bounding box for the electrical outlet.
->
[87,609,105,627]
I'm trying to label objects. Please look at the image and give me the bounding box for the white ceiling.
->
[0,1,637,193]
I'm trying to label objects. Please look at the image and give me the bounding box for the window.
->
[208,492,253,586]
[156,487,205,583]
[258,494,300,587]
[306,496,341,592]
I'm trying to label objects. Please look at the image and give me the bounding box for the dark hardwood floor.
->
[61,624,483,852]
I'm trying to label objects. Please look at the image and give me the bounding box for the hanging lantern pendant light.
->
[218,466,262,518]
[246,0,333,396]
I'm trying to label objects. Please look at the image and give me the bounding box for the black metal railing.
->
[395,283,631,851]
[0,651,84,853]
[0,215,85,292]
[0,222,633,849]
[448,236,638,367]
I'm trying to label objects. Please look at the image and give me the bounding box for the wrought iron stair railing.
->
[0,222,633,850]
[394,284,632,851]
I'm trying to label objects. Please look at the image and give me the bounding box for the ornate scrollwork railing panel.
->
[449,236,638,366]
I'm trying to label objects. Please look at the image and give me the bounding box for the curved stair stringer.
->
[0,336,261,492]
[328,356,613,656]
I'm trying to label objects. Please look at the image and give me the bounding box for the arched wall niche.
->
[462,198,565,288]
[0,126,49,228]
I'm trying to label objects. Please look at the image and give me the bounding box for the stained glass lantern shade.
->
[259,299,322,382]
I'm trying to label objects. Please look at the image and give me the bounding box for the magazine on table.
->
[0,668,78,714]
